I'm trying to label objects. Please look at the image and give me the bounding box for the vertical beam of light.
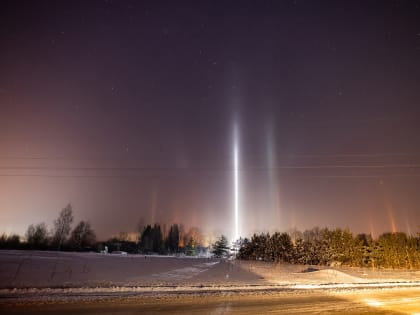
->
[386,204,397,233]
[266,122,281,232]
[369,221,376,240]
[150,181,158,223]
[405,218,412,236]
[233,123,240,242]
[368,210,376,239]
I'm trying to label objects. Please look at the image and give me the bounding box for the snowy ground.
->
[1,250,420,314]
[236,260,420,286]
[0,250,262,289]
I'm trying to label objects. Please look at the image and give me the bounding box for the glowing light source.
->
[364,299,384,307]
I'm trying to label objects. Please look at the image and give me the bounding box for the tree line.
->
[2,207,419,269]
[0,204,206,255]
[101,223,205,255]
[0,204,96,251]
[237,227,420,269]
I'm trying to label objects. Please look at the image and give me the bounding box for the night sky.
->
[1,0,420,241]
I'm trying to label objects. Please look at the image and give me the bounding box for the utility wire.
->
[0,152,419,160]
[0,173,420,179]
[0,164,419,171]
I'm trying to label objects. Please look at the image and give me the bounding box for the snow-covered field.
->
[1,250,420,314]
[1,250,420,290]
[0,250,263,289]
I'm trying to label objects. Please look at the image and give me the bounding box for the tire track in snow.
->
[150,261,219,281]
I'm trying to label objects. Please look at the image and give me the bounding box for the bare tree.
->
[26,222,49,249]
[52,204,74,250]
[69,221,96,250]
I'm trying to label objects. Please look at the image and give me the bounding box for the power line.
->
[0,173,420,179]
[0,164,419,171]
[0,152,419,160]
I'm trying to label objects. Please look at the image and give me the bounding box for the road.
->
[1,287,419,314]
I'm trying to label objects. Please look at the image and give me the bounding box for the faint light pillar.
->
[233,122,240,242]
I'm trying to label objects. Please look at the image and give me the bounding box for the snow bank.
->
[236,260,420,286]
